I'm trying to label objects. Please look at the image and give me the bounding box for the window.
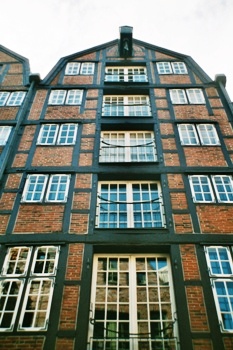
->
[189,175,233,203]
[0,246,59,331]
[21,174,70,203]
[178,124,220,145]
[48,90,83,105]
[37,124,78,145]
[157,62,187,74]
[65,62,95,75]
[102,96,151,117]
[0,91,26,106]
[88,254,179,350]
[99,131,157,162]
[105,67,148,82]
[0,126,12,145]
[169,89,205,104]
[205,246,233,332]
[96,182,164,228]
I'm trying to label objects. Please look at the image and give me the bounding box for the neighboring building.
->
[0,26,233,350]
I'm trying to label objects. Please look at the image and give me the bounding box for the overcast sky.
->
[1,0,233,99]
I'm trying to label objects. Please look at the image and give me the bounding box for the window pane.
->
[19,278,54,330]
[0,92,10,106]
[187,89,205,104]
[157,62,172,74]
[2,247,31,276]
[0,280,23,330]
[48,90,66,105]
[57,124,78,145]
[206,247,233,275]
[80,63,95,75]
[32,246,59,275]
[214,280,233,331]
[37,124,58,145]
[189,176,214,202]
[178,124,199,145]
[46,175,70,202]
[171,62,187,74]
[197,124,220,145]
[0,126,12,145]
[65,62,80,75]
[7,92,26,106]
[22,175,48,202]
[66,90,83,105]
[170,89,187,104]
[212,176,233,202]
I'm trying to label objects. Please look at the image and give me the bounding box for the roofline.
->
[41,37,212,85]
[0,44,31,85]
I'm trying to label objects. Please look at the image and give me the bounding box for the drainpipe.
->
[0,73,41,181]
[215,74,233,116]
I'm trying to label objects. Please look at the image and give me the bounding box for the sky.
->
[1,0,233,99]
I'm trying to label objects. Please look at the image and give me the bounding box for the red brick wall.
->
[0,336,44,350]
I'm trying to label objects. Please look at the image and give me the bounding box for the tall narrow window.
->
[102,96,151,117]
[0,126,12,145]
[205,246,233,332]
[88,255,179,349]
[100,131,157,162]
[0,246,59,331]
[96,182,164,228]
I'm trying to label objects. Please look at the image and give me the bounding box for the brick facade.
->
[0,28,232,349]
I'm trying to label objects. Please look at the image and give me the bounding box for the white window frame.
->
[102,95,151,117]
[0,92,10,106]
[205,246,233,332]
[212,175,233,203]
[45,174,70,203]
[157,62,173,74]
[0,245,60,332]
[21,174,70,203]
[18,278,55,331]
[65,62,95,75]
[37,124,78,145]
[0,126,12,145]
[0,91,26,106]
[157,62,187,74]
[105,67,148,82]
[169,89,188,104]
[80,62,95,75]
[170,89,205,104]
[189,175,233,203]
[178,124,220,146]
[31,246,60,276]
[189,175,215,203]
[171,62,188,74]
[1,247,32,277]
[0,279,25,331]
[205,247,233,277]
[48,90,83,105]
[88,254,179,349]
[96,181,165,228]
[21,175,49,203]
[99,131,157,162]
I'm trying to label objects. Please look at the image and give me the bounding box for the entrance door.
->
[88,255,179,350]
